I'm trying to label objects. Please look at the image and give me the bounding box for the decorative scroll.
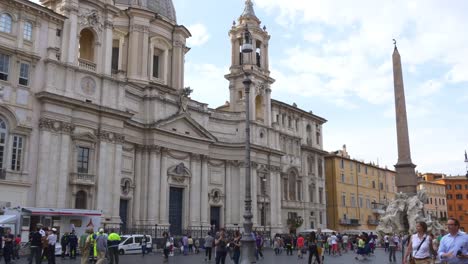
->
[39,118,75,134]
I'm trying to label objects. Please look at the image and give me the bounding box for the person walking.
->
[80,228,94,264]
[231,231,241,264]
[141,234,148,256]
[182,234,189,256]
[297,234,305,259]
[161,232,171,263]
[437,218,468,263]
[3,228,14,264]
[95,228,107,264]
[12,234,21,260]
[46,228,57,264]
[188,236,194,253]
[308,231,321,264]
[68,230,78,259]
[255,233,264,260]
[29,226,43,264]
[204,232,214,261]
[215,229,228,264]
[107,230,121,264]
[60,232,69,258]
[388,233,397,262]
[403,222,433,264]
[285,235,293,256]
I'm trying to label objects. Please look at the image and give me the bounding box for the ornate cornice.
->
[208,159,224,167]
[130,24,149,33]
[95,129,125,144]
[39,118,75,134]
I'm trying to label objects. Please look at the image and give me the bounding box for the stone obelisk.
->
[392,43,417,195]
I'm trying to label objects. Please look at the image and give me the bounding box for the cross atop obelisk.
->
[392,41,417,195]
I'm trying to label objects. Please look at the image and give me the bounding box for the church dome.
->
[115,0,177,23]
[147,0,176,23]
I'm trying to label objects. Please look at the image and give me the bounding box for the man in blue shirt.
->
[438,218,468,264]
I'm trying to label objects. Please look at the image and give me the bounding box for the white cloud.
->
[186,23,210,47]
[184,62,229,108]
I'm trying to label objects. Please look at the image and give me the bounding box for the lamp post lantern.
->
[240,24,256,264]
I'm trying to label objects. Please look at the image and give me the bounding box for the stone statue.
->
[377,189,444,235]
[178,87,193,113]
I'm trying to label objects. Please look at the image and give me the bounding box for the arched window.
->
[255,95,264,121]
[23,22,32,41]
[288,171,297,200]
[79,28,95,61]
[75,190,87,209]
[0,14,12,33]
[0,118,7,170]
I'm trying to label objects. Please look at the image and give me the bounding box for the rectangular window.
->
[111,46,119,72]
[23,22,32,41]
[447,185,451,190]
[340,159,344,169]
[0,132,6,169]
[19,63,29,86]
[341,173,345,183]
[318,159,323,178]
[366,198,370,208]
[77,147,90,173]
[0,54,10,81]
[357,164,361,173]
[318,187,323,204]
[10,135,24,171]
[447,194,452,199]
[365,166,368,174]
[456,194,463,199]
[351,195,356,207]
[316,132,320,144]
[152,55,160,78]
[309,185,315,203]
[359,196,363,208]
[283,178,288,199]
[319,212,323,224]
[341,193,346,206]
[380,182,384,190]
[455,184,462,190]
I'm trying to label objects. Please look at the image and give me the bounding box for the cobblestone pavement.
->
[11,248,405,264]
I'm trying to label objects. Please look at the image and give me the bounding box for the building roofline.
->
[325,152,396,173]
[271,99,327,124]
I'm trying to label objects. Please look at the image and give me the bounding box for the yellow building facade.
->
[325,146,396,232]
[417,174,448,222]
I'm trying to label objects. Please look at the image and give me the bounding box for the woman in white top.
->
[403,222,433,264]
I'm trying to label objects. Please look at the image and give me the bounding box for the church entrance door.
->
[210,206,221,232]
[119,199,128,231]
[169,187,184,235]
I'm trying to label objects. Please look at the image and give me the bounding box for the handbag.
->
[409,235,427,264]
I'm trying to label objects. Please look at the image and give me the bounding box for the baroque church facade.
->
[0,0,327,234]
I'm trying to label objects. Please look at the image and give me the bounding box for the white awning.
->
[0,214,17,224]
[21,207,102,216]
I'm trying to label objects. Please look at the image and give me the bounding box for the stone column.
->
[200,155,209,226]
[190,155,201,226]
[36,130,51,207]
[112,143,123,224]
[251,164,258,226]
[96,141,108,213]
[147,146,161,224]
[159,149,169,225]
[225,161,232,225]
[102,19,114,75]
[265,88,272,127]
[171,39,184,89]
[141,148,149,221]
[133,147,142,224]
[56,133,70,208]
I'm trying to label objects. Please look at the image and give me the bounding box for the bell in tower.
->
[224,0,275,126]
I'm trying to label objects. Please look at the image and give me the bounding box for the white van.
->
[118,234,152,255]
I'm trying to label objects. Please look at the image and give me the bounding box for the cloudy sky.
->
[32,0,468,175]
[174,0,468,176]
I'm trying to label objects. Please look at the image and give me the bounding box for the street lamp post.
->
[240,24,256,264]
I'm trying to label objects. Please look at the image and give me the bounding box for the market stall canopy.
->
[21,207,102,216]
[0,214,17,224]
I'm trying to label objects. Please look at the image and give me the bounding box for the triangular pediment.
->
[153,113,217,142]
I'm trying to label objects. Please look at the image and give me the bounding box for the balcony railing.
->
[78,58,96,72]
[70,172,95,186]
[339,218,360,226]
[367,219,379,226]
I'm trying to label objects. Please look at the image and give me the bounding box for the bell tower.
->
[225,0,275,126]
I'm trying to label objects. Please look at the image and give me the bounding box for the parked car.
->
[118,234,152,255]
